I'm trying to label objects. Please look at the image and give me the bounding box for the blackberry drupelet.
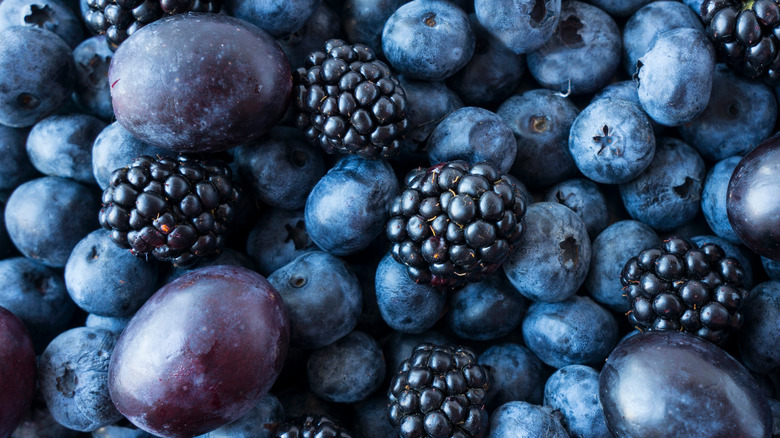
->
[98,155,240,267]
[386,161,526,289]
[700,0,780,83]
[387,343,491,438]
[621,236,748,344]
[83,0,221,50]
[293,39,409,159]
[275,414,352,438]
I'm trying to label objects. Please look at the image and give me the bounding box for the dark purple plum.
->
[727,132,780,261]
[0,305,37,438]
[599,331,772,438]
[108,13,292,153]
[108,265,290,437]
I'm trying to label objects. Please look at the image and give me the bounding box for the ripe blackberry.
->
[293,39,409,160]
[276,414,352,438]
[386,161,526,289]
[621,236,748,344]
[700,0,780,83]
[388,343,490,438]
[83,0,221,50]
[98,155,240,267]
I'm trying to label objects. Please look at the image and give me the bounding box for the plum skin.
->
[0,305,37,438]
[108,265,290,438]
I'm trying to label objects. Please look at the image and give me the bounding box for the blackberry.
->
[386,161,526,289]
[387,343,490,438]
[83,0,221,50]
[621,236,748,344]
[98,155,240,267]
[275,414,352,438]
[293,39,409,160]
[700,0,780,83]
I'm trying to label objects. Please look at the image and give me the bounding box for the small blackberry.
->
[700,0,780,83]
[98,155,240,267]
[293,39,409,160]
[83,0,221,50]
[621,236,748,344]
[275,415,352,438]
[388,343,491,438]
[386,161,526,289]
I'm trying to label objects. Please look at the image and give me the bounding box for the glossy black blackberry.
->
[276,415,352,438]
[83,0,221,50]
[701,0,780,83]
[621,236,748,344]
[293,39,409,159]
[388,343,490,438]
[386,161,526,289]
[98,155,240,267]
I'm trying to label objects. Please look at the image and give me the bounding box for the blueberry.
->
[503,202,591,303]
[277,3,343,69]
[521,295,618,369]
[543,178,609,239]
[489,401,569,438]
[10,389,83,438]
[585,0,653,17]
[474,0,560,55]
[635,28,716,126]
[427,106,517,173]
[478,343,546,409]
[268,250,362,349]
[701,156,742,244]
[26,114,106,184]
[342,0,406,57]
[199,393,284,438]
[247,208,317,277]
[353,395,397,438]
[91,121,167,190]
[496,89,579,188]
[0,0,84,48]
[619,137,706,232]
[92,424,154,437]
[527,1,621,95]
[72,35,114,121]
[382,0,475,81]
[568,97,655,184]
[85,313,131,336]
[396,75,463,157]
[543,365,611,438]
[223,0,322,38]
[0,124,36,191]
[762,257,780,281]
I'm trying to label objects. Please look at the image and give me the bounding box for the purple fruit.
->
[108,265,290,437]
[108,13,292,153]
[0,306,37,438]
[727,132,780,261]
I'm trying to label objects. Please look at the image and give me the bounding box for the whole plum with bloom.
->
[474,0,560,55]
[0,306,37,438]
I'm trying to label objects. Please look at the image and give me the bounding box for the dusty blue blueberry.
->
[568,97,655,184]
[770,399,780,436]
[427,106,517,173]
[591,80,640,105]
[447,271,529,341]
[622,1,704,76]
[584,220,659,312]
[701,156,742,244]
[85,314,131,335]
[5,176,99,268]
[0,200,12,259]
[0,0,84,48]
[72,35,113,121]
[268,250,362,349]
[503,202,591,303]
[305,155,398,256]
[544,178,609,239]
[488,401,569,438]
[277,3,343,69]
[0,257,75,350]
[585,0,653,16]
[738,281,780,374]
[474,0,560,55]
[497,89,579,188]
[680,64,778,161]
[762,257,780,281]
[199,393,284,438]
[522,295,618,369]
[690,235,754,288]
[353,395,397,438]
[247,208,316,277]
[11,391,84,438]
[91,122,167,190]
[163,248,257,284]
[38,327,122,432]
[384,329,452,373]
[478,343,546,409]
[235,127,326,210]
[382,0,475,81]
[682,0,704,13]
[0,124,36,191]
[65,229,159,317]
[0,26,76,128]
[342,0,406,56]
[223,0,322,38]
[527,1,621,95]
[26,114,106,184]
[544,365,611,438]
[307,330,385,403]
[635,28,715,126]
[375,253,446,333]
[92,424,154,437]
[619,137,706,231]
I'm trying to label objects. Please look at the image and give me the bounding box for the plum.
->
[108,265,290,438]
[0,305,37,438]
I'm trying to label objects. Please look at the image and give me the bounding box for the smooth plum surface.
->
[108,265,290,437]
[0,305,37,438]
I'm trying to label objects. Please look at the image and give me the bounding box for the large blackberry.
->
[386,161,526,289]
[621,236,747,344]
[388,343,490,438]
[98,155,240,267]
[83,0,220,50]
[275,415,352,438]
[700,0,780,83]
[293,39,409,160]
